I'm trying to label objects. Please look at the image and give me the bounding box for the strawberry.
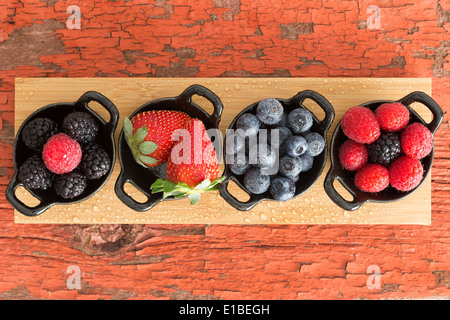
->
[150,118,224,204]
[123,110,191,167]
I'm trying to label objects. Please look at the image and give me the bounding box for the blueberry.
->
[268,127,293,149]
[304,132,325,156]
[270,176,296,201]
[244,167,271,195]
[299,153,314,172]
[284,135,308,157]
[273,113,288,128]
[236,113,260,137]
[228,153,250,175]
[225,132,245,155]
[287,108,313,134]
[279,155,303,178]
[248,143,276,169]
[256,98,284,125]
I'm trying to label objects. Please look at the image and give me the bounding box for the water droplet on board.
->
[234,83,240,90]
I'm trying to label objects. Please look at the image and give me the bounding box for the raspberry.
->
[339,140,368,171]
[42,133,82,174]
[375,102,410,132]
[367,132,401,167]
[390,156,423,191]
[341,106,380,144]
[400,122,433,160]
[354,163,389,193]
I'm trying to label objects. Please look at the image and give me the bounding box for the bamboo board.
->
[13,78,432,224]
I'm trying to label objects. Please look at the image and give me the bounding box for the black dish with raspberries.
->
[6,91,119,217]
[324,91,443,211]
[220,90,335,211]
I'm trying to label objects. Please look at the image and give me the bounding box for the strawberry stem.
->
[151,176,226,204]
[123,117,158,167]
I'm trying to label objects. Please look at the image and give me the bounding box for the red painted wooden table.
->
[0,0,449,300]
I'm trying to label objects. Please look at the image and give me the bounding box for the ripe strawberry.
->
[150,119,224,204]
[123,110,191,167]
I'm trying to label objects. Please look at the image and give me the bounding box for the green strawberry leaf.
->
[123,118,160,168]
[188,193,201,205]
[194,178,212,190]
[150,176,226,205]
[123,117,134,139]
[138,154,158,165]
[139,141,158,155]
[134,126,148,144]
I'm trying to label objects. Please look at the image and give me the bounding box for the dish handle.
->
[6,173,54,217]
[399,91,444,135]
[77,91,120,133]
[290,90,335,132]
[114,169,159,212]
[323,169,366,211]
[178,84,224,127]
[219,175,263,211]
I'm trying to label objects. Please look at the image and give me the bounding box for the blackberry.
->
[18,155,54,190]
[21,118,58,152]
[54,171,87,199]
[80,143,111,179]
[368,131,401,166]
[62,112,99,144]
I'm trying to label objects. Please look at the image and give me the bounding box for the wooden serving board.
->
[13,78,432,225]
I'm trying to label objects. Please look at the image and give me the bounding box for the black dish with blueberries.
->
[6,91,119,217]
[219,90,335,211]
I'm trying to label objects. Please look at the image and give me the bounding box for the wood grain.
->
[13,77,432,224]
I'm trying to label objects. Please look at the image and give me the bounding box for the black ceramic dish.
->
[114,84,223,212]
[324,91,443,211]
[219,90,335,211]
[6,91,119,217]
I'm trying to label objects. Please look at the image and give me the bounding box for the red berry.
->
[375,102,409,132]
[400,122,433,160]
[42,133,82,174]
[339,140,368,171]
[341,106,380,144]
[354,163,389,193]
[390,156,423,191]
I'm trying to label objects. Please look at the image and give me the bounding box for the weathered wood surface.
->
[0,0,449,300]
[14,77,432,225]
